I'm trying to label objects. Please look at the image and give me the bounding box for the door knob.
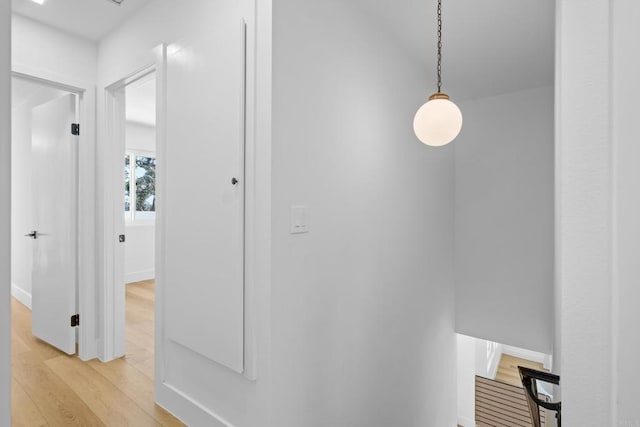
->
[231,177,239,185]
[25,230,38,239]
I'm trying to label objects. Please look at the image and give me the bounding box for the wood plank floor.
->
[11,280,185,427]
[475,376,545,427]
[495,354,547,388]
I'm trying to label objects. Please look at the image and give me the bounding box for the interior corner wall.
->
[11,14,97,85]
[0,2,10,425]
[271,1,456,426]
[612,0,640,425]
[454,86,554,355]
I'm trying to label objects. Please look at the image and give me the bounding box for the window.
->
[124,151,156,222]
[124,155,131,213]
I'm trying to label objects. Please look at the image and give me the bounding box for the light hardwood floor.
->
[495,353,547,388]
[11,280,184,426]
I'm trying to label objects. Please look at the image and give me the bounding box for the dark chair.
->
[518,366,561,427]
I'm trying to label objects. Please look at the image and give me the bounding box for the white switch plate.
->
[290,205,310,234]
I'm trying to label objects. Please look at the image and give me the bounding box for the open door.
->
[30,93,78,355]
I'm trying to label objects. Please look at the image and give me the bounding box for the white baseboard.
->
[125,269,155,284]
[156,382,233,427]
[502,345,548,365]
[543,354,553,371]
[11,283,32,310]
[487,344,503,380]
[457,416,477,427]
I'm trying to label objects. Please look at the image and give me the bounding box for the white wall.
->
[11,104,32,305]
[125,121,155,283]
[0,2,11,425]
[126,121,155,152]
[12,14,97,86]
[271,0,457,425]
[556,0,613,425]
[124,225,154,283]
[457,335,477,427]
[612,0,640,425]
[100,0,457,425]
[455,86,555,355]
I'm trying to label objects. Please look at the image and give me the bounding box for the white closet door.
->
[164,4,246,373]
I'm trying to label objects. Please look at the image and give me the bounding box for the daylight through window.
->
[124,151,156,222]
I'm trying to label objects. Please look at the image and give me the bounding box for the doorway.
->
[9,74,92,424]
[9,69,181,426]
[122,71,157,380]
[102,66,158,363]
[11,74,80,354]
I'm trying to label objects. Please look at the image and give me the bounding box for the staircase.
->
[475,376,546,427]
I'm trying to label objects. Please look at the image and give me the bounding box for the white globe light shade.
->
[413,94,463,147]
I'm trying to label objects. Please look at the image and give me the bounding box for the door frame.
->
[102,39,260,385]
[103,63,156,361]
[10,65,98,361]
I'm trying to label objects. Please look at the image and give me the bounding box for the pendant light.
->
[413,0,462,147]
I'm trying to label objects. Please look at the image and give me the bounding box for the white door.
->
[162,2,246,373]
[30,94,78,355]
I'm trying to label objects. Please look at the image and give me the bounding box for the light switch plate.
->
[290,205,310,234]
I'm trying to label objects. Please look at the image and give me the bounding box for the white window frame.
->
[124,148,156,225]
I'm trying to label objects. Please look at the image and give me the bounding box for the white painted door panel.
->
[164,3,245,373]
[31,94,77,355]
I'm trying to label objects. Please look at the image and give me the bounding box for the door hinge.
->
[71,123,80,136]
[70,314,79,327]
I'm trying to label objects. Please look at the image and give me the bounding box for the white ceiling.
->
[126,74,156,126]
[11,0,555,101]
[354,0,555,100]
[12,0,153,41]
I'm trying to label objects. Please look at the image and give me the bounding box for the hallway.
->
[11,281,183,426]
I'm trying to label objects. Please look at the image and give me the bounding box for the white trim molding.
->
[156,382,234,427]
[457,415,477,427]
[125,270,155,284]
[101,62,156,362]
[10,283,32,310]
[0,6,10,424]
[487,343,504,380]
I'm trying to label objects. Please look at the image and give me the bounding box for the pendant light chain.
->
[413,0,462,147]
[437,0,442,93]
